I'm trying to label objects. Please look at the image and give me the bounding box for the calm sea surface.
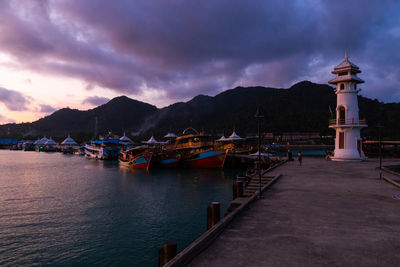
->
[0,150,237,266]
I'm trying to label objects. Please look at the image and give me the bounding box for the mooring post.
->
[236,181,243,198]
[158,242,177,266]
[232,180,237,199]
[206,205,212,230]
[211,202,220,226]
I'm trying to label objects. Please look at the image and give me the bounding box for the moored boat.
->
[173,128,229,168]
[128,146,152,169]
[151,150,181,168]
[84,139,120,160]
[118,146,152,169]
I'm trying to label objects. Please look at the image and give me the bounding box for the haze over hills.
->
[1,81,399,141]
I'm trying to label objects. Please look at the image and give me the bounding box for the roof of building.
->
[0,138,18,145]
[328,74,364,84]
[226,131,244,141]
[216,135,227,142]
[164,133,177,138]
[332,51,361,74]
[119,133,133,143]
[61,135,78,145]
[45,138,56,145]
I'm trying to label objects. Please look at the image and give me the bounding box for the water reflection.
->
[0,151,236,266]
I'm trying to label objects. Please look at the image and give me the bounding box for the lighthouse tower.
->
[328,52,367,161]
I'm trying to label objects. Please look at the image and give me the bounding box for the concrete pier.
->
[190,158,400,266]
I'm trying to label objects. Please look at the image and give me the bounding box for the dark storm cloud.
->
[0,87,31,111]
[0,0,399,103]
[82,96,110,106]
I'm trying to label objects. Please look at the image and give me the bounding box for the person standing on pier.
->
[298,151,302,166]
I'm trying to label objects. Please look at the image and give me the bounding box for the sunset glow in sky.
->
[0,0,399,124]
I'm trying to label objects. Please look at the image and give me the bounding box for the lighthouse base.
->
[331,149,365,162]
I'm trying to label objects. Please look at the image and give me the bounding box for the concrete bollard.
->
[206,202,221,230]
[158,242,177,266]
[236,181,244,198]
[211,202,220,226]
[233,181,237,199]
[206,205,212,230]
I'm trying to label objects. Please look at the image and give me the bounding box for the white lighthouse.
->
[328,52,367,161]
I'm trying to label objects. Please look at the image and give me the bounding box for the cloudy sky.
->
[0,0,399,124]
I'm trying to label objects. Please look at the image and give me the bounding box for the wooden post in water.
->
[236,181,243,198]
[158,242,177,266]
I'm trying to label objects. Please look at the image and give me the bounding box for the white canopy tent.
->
[216,135,227,142]
[119,133,133,143]
[225,131,244,141]
[45,138,57,146]
[35,137,49,145]
[142,136,168,145]
[164,133,177,138]
[61,135,78,146]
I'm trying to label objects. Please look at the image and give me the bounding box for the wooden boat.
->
[119,146,152,169]
[84,139,121,160]
[151,150,181,168]
[173,129,228,168]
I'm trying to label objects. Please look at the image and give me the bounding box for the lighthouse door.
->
[357,140,361,156]
[339,132,344,149]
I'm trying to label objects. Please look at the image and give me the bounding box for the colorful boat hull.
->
[159,157,180,168]
[183,150,228,168]
[130,154,152,169]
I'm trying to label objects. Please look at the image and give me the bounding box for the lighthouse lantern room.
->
[328,52,367,161]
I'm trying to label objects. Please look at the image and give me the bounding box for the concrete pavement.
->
[190,158,400,267]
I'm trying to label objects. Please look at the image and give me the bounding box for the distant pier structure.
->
[328,51,367,161]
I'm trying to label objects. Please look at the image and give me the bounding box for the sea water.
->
[0,150,236,266]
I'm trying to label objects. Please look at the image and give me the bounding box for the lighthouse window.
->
[340,84,344,90]
[354,84,357,90]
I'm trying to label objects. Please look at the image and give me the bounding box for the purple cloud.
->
[82,96,110,106]
[0,87,31,111]
[0,114,16,124]
[39,104,57,114]
[0,0,399,103]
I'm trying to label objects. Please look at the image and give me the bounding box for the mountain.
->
[0,96,158,141]
[1,81,400,141]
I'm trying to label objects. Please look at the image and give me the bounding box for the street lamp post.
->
[254,107,264,198]
[378,123,383,179]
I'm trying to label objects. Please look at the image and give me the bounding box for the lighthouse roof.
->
[328,74,364,84]
[332,52,361,74]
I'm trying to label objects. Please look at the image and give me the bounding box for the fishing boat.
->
[142,136,180,168]
[126,146,152,169]
[151,150,181,168]
[174,128,229,168]
[84,139,121,160]
[118,148,133,167]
